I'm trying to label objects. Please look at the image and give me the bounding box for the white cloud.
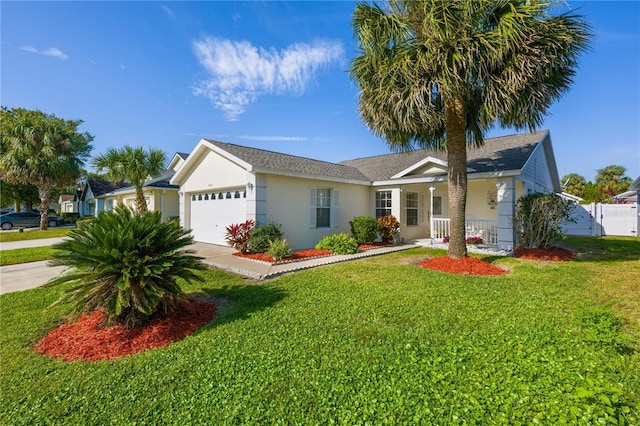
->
[238,135,307,142]
[192,36,344,121]
[20,45,68,59]
[161,5,176,19]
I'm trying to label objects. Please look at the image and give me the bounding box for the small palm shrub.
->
[248,221,284,253]
[225,220,255,254]
[349,216,379,244]
[315,233,359,255]
[46,205,206,328]
[378,215,400,242]
[268,238,293,261]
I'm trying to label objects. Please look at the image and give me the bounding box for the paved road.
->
[0,261,67,294]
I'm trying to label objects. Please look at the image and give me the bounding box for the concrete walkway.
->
[0,238,418,295]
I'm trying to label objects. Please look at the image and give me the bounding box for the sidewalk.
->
[0,239,418,294]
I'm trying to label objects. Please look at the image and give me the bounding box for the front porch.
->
[430,218,498,245]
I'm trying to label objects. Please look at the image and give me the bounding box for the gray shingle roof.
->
[204,139,370,182]
[339,130,547,181]
[202,131,547,183]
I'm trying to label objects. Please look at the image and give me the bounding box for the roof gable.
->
[340,130,548,182]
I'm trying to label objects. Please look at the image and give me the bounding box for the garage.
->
[190,189,247,246]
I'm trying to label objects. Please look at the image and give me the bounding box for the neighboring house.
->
[613,176,639,204]
[171,130,561,251]
[95,152,188,220]
[76,180,129,217]
[58,194,77,213]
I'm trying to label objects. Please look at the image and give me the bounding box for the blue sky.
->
[2,1,639,182]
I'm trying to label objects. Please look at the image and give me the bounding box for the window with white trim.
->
[405,192,419,226]
[375,191,392,218]
[310,188,339,228]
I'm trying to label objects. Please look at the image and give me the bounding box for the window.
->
[218,192,224,200]
[226,192,231,199]
[191,194,196,201]
[198,194,202,201]
[316,188,331,228]
[234,191,241,199]
[406,192,419,226]
[204,194,209,200]
[310,188,338,228]
[432,196,442,215]
[375,191,392,218]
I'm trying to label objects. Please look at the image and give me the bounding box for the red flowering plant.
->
[442,235,450,243]
[224,220,255,254]
[465,236,484,245]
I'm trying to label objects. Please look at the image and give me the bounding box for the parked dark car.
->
[0,211,65,230]
[32,208,58,215]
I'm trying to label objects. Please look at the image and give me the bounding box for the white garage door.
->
[190,189,247,246]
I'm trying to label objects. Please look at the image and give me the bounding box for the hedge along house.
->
[95,152,188,220]
[171,130,560,251]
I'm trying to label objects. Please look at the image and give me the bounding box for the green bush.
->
[76,217,95,230]
[349,216,379,244]
[268,238,293,261]
[514,192,573,248]
[46,205,207,328]
[248,221,284,253]
[60,212,80,224]
[315,233,359,255]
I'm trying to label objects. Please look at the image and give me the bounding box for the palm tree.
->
[350,0,591,258]
[0,107,93,229]
[46,205,206,327]
[92,146,166,214]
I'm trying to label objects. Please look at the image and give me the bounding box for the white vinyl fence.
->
[562,203,638,237]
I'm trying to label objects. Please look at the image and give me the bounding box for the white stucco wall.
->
[181,150,247,194]
[265,175,370,250]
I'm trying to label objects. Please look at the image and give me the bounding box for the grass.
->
[0,228,71,243]
[0,247,59,266]
[0,237,638,424]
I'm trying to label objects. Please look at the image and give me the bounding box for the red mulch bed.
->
[420,256,507,276]
[233,248,333,264]
[513,247,576,261]
[34,300,216,361]
[232,242,394,264]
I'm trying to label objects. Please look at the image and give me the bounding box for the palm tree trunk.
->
[38,186,52,230]
[135,186,148,214]
[445,97,468,259]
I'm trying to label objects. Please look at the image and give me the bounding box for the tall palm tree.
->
[350,0,591,258]
[0,107,93,229]
[92,146,166,214]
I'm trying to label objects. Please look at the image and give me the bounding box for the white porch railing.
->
[431,218,498,245]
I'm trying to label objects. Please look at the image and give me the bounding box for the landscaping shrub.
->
[60,212,80,224]
[225,220,255,254]
[315,233,359,255]
[514,192,573,248]
[465,236,483,245]
[247,221,284,253]
[76,217,95,230]
[378,215,400,242]
[45,205,207,328]
[349,216,379,244]
[268,238,293,261]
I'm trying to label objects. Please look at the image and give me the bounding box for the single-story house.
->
[171,130,561,251]
[95,152,188,220]
[58,194,77,213]
[76,180,130,217]
[613,176,639,204]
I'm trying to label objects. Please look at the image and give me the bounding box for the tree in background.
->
[0,107,93,229]
[595,165,632,203]
[561,173,588,199]
[562,165,633,203]
[350,0,591,258]
[0,181,39,212]
[92,146,166,214]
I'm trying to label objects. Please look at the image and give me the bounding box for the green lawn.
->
[0,237,638,424]
[0,247,59,266]
[0,228,71,243]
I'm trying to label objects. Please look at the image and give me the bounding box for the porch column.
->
[496,177,516,251]
[178,191,186,229]
[429,185,435,239]
[160,190,166,220]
